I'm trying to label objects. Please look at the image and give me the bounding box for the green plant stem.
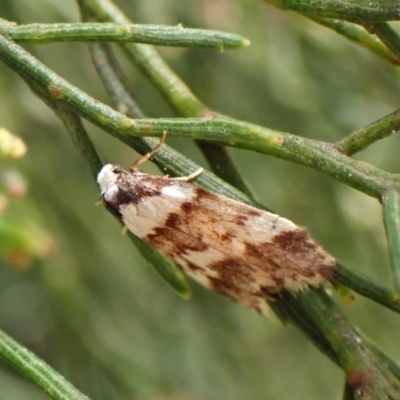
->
[0,328,89,400]
[5,22,249,49]
[382,189,400,294]
[89,43,145,118]
[267,0,400,23]
[2,34,400,200]
[333,262,400,313]
[270,297,340,364]
[335,108,400,155]
[363,22,400,60]
[292,290,400,399]
[304,15,400,65]
[363,334,400,381]
[112,119,398,198]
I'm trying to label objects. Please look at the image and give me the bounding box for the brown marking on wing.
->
[244,234,335,288]
[165,212,180,229]
[272,229,314,253]
[184,260,205,273]
[234,214,249,226]
[176,200,238,244]
[208,276,241,301]
[115,185,162,205]
[271,229,336,281]
[316,262,336,281]
[146,226,209,256]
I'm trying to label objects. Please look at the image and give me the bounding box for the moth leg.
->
[173,167,203,181]
[129,130,167,171]
[121,226,128,235]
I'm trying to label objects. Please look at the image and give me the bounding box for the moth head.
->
[97,164,123,194]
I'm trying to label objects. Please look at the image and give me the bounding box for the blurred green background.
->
[0,0,400,399]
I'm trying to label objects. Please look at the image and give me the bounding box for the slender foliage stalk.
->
[268,0,400,23]
[334,263,400,314]
[0,328,90,400]
[6,22,250,49]
[305,16,400,65]
[0,32,398,200]
[382,190,400,295]
[335,108,400,155]
[363,22,400,60]
[293,290,400,399]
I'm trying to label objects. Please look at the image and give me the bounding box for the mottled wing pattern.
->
[99,165,336,315]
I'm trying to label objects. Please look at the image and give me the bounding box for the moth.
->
[97,135,335,315]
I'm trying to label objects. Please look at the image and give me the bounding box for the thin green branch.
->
[270,296,340,364]
[111,118,397,198]
[305,16,400,65]
[364,335,400,381]
[267,0,400,23]
[333,262,400,314]
[335,108,400,155]
[0,328,90,400]
[382,189,400,294]
[89,43,145,118]
[292,290,400,399]
[1,33,399,200]
[363,22,400,60]
[5,22,249,49]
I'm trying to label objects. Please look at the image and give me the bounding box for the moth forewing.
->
[97,163,336,315]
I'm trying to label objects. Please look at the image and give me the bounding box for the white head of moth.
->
[98,132,335,316]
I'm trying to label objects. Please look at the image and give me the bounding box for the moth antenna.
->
[173,167,204,181]
[130,130,167,171]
